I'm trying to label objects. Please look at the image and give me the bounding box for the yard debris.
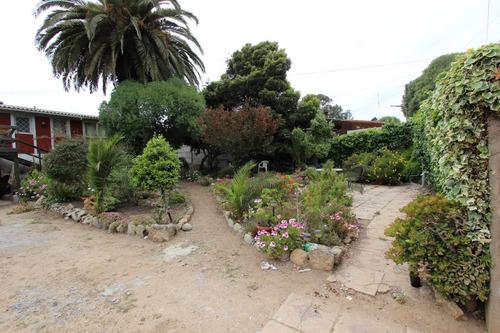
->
[299,268,312,273]
[261,261,277,270]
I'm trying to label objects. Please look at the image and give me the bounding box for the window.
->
[53,119,68,137]
[15,116,31,133]
[84,122,97,137]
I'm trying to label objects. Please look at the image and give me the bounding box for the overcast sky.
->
[0,0,499,121]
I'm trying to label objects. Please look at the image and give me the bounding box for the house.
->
[331,119,386,135]
[0,102,100,197]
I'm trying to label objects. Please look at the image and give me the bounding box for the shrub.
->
[43,136,88,185]
[16,169,49,202]
[217,161,256,219]
[131,134,181,206]
[169,193,186,204]
[343,148,406,185]
[385,194,492,304]
[47,180,82,202]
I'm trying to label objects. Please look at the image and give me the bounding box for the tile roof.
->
[0,103,98,120]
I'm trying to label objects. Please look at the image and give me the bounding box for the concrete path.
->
[260,185,487,333]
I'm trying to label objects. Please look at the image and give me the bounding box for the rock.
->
[233,223,242,233]
[329,246,345,266]
[244,233,254,244]
[227,217,234,228]
[116,222,127,233]
[432,286,467,321]
[66,204,74,210]
[309,245,335,272]
[135,225,146,238]
[127,223,136,236]
[181,223,192,231]
[109,221,121,233]
[35,195,47,206]
[146,224,177,242]
[178,216,189,228]
[290,249,309,266]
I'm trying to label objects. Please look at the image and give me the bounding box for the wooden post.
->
[487,114,500,331]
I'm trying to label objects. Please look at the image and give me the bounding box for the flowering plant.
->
[16,169,49,202]
[255,218,306,259]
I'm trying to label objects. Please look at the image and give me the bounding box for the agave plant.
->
[87,134,127,214]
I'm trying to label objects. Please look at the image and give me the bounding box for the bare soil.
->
[0,182,487,332]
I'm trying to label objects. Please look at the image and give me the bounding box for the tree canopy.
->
[99,78,205,155]
[203,41,300,119]
[317,94,352,120]
[35,0,205,93]
[402,53,461,118]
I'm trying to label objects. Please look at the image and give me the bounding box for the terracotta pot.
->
[256,224,272,233]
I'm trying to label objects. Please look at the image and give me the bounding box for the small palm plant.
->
[220,161,256,219]
[87,134,127,214]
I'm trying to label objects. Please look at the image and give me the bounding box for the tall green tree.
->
[317,94,352,120]
[402,53,461,118]
[35,0,204,93]
[99,78,205,154]
[303,113,333,165]
[203,41,300,121]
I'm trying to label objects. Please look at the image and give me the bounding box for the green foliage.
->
[379,116,401,124]
[402,53,461,118]
[422,44,500,242]
[99,79,205,154]
[16,170,49,202]
[343,148,406,185]
[385,195,492,303]
[35,0,204,93]
[328,122,413,167]
[287,128,307,170]
[255,219,306,259]
[87,135,128,214]
[131,134,181,206]
[219,161,256,219]
[303,113,333,164]
[47,180,83,202]
[317,94,352,120]
[43,136,88,186]
[203,41,299,118]
[300,161,352,208]
[169,193,186,204]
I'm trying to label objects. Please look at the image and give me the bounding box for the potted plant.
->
[249,200,277,232]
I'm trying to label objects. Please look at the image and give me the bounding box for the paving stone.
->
[332,266,384,296]
[261,320,299,333]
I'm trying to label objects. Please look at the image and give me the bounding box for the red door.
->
[70,120,83,137]
[0,113,11,126]
[16,133,34,154]
[35,116,51,153]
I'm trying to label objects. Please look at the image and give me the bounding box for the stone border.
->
[214,194,356,272]
[37,196,194,243]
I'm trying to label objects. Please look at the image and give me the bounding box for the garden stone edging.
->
[37,195,194,243]
[213,194,349,271]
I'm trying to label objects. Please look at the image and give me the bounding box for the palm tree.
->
[34,0,205,93]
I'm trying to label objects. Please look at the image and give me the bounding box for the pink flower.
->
[271,230,278,236]
[276,215,281,219]
[254,235,260,241]
[270,242,276,247]
[282,232,289,238]
[284,245,289,251]
[289,218,296,224]
[254,198,262,203]
[260,242,266,248]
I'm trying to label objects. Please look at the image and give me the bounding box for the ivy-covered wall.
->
[422,43,500,241]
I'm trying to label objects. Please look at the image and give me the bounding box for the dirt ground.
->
[0,182,487,332]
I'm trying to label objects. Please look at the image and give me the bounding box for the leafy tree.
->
[402,53,461,118]
[303,113,333,165]
[35,0,204,93]
[379,116,401,124]
[203,41,300,121]
[317,94,352,120]
[87,134,128,213]
[287,128,307,170]
[199,101,281,167]
[131,134,181,206]
[99,78,205,154]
